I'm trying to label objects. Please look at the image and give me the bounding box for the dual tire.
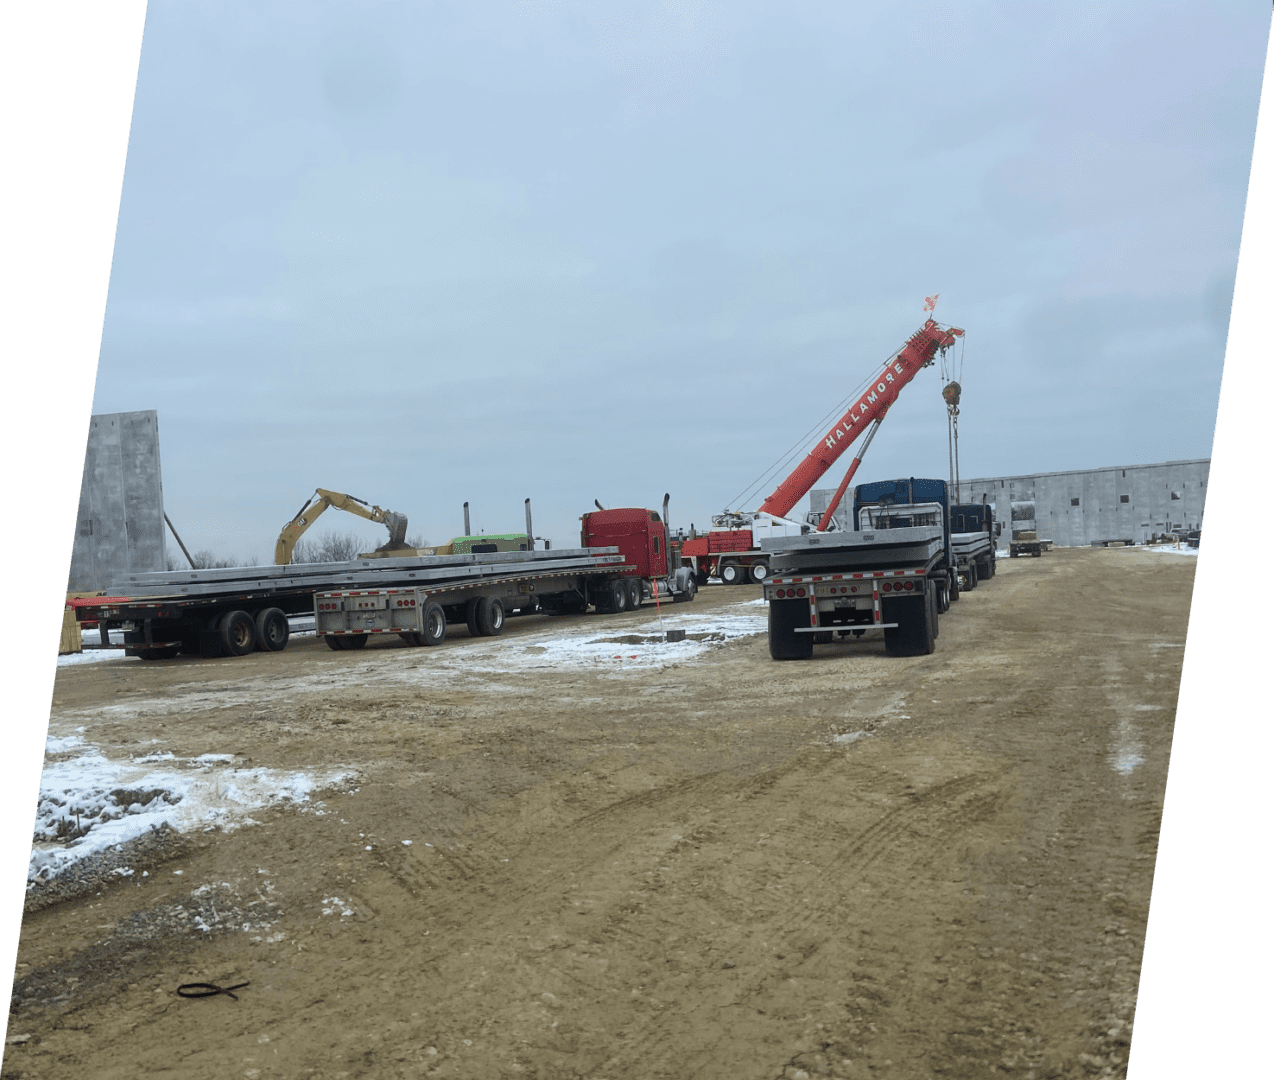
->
[465,596,506,637]
[882,590,936,657]
[768,598,813,661]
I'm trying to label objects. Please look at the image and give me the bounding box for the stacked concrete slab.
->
[67,410,167,592]
[812,458,1209,548]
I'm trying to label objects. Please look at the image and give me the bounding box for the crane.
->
[274,488,410,565]
[758,318,965,528]
[683,318,964,586]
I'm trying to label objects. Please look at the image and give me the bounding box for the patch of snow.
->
[29,741,355,886]
[45,734,85,754]
[322,896,354,917]
[1139,544,1199,557]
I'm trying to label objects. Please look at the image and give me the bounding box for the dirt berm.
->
[7,546,1190,1080]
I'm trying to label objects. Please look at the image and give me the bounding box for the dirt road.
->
[7,547,1191,1079]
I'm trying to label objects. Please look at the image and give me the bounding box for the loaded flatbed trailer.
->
[759,524,947,660]
[951,531,994,590]
[71,547,633,660]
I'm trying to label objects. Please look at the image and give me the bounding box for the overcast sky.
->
[86,1,1269,561]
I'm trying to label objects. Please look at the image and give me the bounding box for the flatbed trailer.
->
[948,502,997,590]
[70,499,696,660]
[759,477,964,660]
[70,550,637,660]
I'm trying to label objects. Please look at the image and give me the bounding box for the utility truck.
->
[1009,499,1042,558]
[761,477,958,661]
[682,319,966,585]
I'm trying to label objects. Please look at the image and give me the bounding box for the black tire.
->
[466,597,482,637]
[930,583,940,638]
[608,579,628,614]
[1010,550,1019,558]
[883,596,934,657]
[421,601,447,645]
[325,635,343,651]
[136,645,181,661]
[967,562,978,590]
[253,607,289,652]
[1032,549,1041,557]
[627,578,642,610]
[476,596,505,636]
[343,634,368,650]
[695,570,709,588]
[812,631,833,645]
[949,571,960,603]
[749,561,768,585]
[720,563,742,586]
[768,599,813,661]
[219,610,256,657]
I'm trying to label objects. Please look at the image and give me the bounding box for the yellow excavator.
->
[274,488,412,565]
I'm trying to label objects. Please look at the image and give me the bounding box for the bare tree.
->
[291,530,368,563]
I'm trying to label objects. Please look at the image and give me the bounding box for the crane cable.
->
[725,344,905,512]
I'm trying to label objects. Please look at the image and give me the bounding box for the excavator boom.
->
[274,488,409,565]
[757,319,964,520]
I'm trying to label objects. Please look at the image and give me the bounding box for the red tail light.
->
[796,588,806,597]
[903,580,914,591]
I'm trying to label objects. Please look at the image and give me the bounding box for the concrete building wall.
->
[810,459,1210,548]
[68,410,167,592]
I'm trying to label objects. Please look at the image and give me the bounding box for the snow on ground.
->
[1138,544,1199,557]
[31,736,355,887]
[452,598,770,675]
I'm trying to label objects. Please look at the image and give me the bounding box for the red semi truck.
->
[682,320,966,587]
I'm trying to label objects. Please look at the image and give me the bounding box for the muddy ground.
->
[6,547,1190,1079]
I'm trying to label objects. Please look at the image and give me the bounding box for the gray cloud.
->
[92,1,1268,561]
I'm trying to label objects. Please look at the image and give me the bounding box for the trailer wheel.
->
[254,607,289,652]
[883,596,934,657]
[812,631,833,645]
[477,596,505,636]
[219,610,256,657]
[720,563,742,586]
[930,583,940,637]
[695,570,708,587]
[749,562,768,584]
[325,635,343,650]
[626,578,642,610]
[768,599,813,660]
[343,634,368,650]
[421,601,447,646]
[466,597,482,637]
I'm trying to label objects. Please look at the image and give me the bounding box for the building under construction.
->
[811,458,1209,548]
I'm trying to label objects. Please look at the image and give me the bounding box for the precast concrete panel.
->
[68,411,166,591]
